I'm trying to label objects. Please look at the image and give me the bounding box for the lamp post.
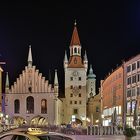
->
[0,112,3,124]
[101,114,104,126]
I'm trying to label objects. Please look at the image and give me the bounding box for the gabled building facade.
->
[4,46,62,126]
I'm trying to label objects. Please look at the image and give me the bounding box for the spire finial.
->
[28,45,33,67]
[5,72,9,88]
[54,69,58,86]
[74,19,77,26]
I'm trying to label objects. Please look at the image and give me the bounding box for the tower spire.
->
[64,50,68,62]
[5,72,9,88]
[88,65,96,78]
[74,19,77,26]
[54,69,59,96]
[54,69,58,86]
[28,45,32,67]
[84,50,88,61]
[5,72,9,93]
[70,21,81,46]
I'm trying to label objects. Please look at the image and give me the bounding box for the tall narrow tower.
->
[87,65,96,98]
[64,21,88,127]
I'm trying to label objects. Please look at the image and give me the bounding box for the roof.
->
[68,56,84,68]
[70,25,81,46]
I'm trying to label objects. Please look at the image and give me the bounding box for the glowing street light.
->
[101,114,104,126]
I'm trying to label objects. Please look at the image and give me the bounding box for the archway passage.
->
[11,116,25,126]
[30,115,48,127]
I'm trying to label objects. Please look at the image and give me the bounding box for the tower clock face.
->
[72,71,79,77]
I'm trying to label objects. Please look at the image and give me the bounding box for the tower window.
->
[74,48,77,53]
[73,109,78,114]
[96,106,99,112]
[70,85,73,89]
[79,94,81,97]
[79,101,82,104]
[70,101,72,104]
[79,77,81,81]
[70,77,73,81]
[79,85,81,89]
[74,101,77,104]
[70,94,73,97]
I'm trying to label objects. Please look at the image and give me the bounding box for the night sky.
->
[0,1,140,94]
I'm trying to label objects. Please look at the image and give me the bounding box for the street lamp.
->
[0,113,3,123]
[101,114,104,126]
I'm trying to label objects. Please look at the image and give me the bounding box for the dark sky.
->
[0,1,140,94]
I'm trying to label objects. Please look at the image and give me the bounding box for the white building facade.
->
[124,54,140,127]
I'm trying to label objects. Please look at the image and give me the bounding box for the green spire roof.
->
[87,65,96,79]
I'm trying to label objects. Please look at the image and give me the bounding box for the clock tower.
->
[64,21,88,127]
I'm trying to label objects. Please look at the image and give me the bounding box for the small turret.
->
[87,65,96,98]
[28,45,33,68]
[83,50,88,72]
[5,72,9,93]
[64,51,68,70]
[54,69,59,97]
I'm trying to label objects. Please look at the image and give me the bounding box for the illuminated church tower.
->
[64,22,88,126]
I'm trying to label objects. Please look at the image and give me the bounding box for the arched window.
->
[74,48,77,53]
[26,96,34,114]
[78,48,80,54]
[14,99,20,113]
[41,99,47,114]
